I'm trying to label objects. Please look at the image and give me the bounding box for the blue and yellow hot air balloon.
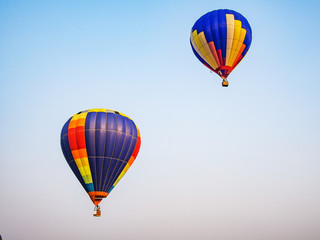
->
[60,109,141,216]
[190,9,252,87]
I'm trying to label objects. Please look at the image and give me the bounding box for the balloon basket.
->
[93,205,101,217]
[222,80,229,87]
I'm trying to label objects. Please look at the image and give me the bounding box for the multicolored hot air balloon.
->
[190,9,252,87]
[60,109,141,217]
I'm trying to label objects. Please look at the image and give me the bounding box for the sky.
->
[0,0,320,239]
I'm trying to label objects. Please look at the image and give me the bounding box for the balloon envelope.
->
[60,109,141,207]
[190,9,252,80]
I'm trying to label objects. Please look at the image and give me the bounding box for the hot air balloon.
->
[190,9,252,87]
[60,109,141,216]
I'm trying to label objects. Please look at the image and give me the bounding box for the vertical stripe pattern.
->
[61,109,141,206]
[190,9,252,80]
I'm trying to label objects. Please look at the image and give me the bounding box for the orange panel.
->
[78,148,87,158]
[231,44,246,68]
[88,191,108,206]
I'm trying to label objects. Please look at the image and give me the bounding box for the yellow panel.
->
[113,164,130,187]
[225,14,235,66]
[190,31,213,69]
[233,20,242,40]
[82,175,92,184]
[80,158,92,182]
[74,155,93,184]
[228,20,242,66]
[229,28,247,66]
[77,167,91,182]
[80,158,90,168]
[195,33,214,67]
[75,159,85,175]
[89,108,107,113]
[136,126,140,138]
[118,112,131,119]
[192,31,205,55]
[72,114,80,120]
[198,32,218,69]
[78,112,87,119]
[232,43,246,68]
[190,35,211,68]
[191,30,217,69]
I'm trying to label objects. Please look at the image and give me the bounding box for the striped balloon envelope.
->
[190,9,252,87]
[60,109,141,216]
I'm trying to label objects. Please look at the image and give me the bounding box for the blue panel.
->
[97,158,110,191]
[192,15,204,33]
[107,185,114,194]
[119,119,136,160]
[85,112,97,191]
[95,112,107,157]
[233,11,242,21]
[85,113,97,148]
[241,16,252,57]
[86,183,94,192]
[106,112,117,131]
[118,119,133,160]
[105,112,117,156]
[86,112,96,129]
[104,119,138,193]
[60,118,73,162]
[202,13,213,43]
[224,9,233,15]
[112,115,126,159]
[131,119,138,139]
[123,119,137,162]
[209,10,221,51]
[103,159,125,192]
[217,9,227,61]
[94,112,108,191]
[102,115,127,191]
[99,112,117,191]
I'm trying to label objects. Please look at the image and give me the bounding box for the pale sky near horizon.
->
[1,0,320,239]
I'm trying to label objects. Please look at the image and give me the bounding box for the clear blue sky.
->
[1,0,320,239]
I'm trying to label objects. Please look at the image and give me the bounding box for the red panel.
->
[75,126,86,149]
[131,137,141,159]
[68,127,77,151]
[217,49,223,67]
